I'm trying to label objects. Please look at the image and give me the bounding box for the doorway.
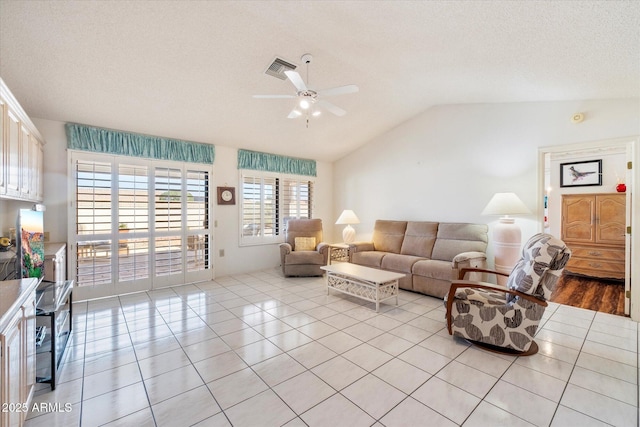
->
[538,138,635,317]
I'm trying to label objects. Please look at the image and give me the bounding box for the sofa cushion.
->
[381,253,426,274]
[351,251,387,268]
[372,220,407,254]
[431,223,488,262]
[412,259,455,281]
[400,221,438,258]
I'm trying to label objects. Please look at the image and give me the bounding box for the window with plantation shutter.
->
[76,160,113,287]
[240,172,313,246]
[69,151,213,300]
[118,163,149,283]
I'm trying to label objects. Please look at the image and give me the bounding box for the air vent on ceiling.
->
[264,57,297,80]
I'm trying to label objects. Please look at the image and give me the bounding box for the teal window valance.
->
[237,149,316,177]
[66,123,215,164]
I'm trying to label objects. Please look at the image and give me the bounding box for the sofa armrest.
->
[348,242,374,253]
[452,251,487,269]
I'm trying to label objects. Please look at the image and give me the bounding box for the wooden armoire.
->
[561,193,626,279]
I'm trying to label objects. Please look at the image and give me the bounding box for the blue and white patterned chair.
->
[444,233,571,356]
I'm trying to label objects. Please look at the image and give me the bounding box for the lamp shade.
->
[481,193,531,216]
[335,210,360,225]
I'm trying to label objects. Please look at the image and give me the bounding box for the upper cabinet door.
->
[5,108,21,197]
[0,98,5,195]
[33,136,44,201]
[20,123,31,197]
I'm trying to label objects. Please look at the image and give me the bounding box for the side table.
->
[327,243,350,265]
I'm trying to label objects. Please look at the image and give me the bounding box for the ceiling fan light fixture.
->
[299,98,310,109]
[312,110,321,117]
[292,110,302,116]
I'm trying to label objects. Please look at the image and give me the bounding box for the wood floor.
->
[551,274,626,316]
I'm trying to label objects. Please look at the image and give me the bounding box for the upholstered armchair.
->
[279,219,329,277]
[444,233,571,356]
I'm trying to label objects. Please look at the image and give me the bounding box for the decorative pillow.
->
[294,237,316,251]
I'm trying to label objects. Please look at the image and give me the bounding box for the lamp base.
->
[342,225,356,244]
[493,218,521,286]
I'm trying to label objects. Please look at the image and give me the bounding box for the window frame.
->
[239,170,314,246]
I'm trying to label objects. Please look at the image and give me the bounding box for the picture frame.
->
[560,159,602,188]
[217,186,236,205]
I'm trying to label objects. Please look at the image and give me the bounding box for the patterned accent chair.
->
[279,219,329,277]
[444,233,571,355]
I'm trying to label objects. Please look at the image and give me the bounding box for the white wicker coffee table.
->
[321,263,405,312]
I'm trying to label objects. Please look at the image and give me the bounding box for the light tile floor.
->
[25,268,639,427]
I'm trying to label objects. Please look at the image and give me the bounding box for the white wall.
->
[31,118,334,278]
[332,99,640,269]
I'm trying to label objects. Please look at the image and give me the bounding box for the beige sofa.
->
[349,220,488,298]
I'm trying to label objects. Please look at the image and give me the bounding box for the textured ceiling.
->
[1,1,639,162]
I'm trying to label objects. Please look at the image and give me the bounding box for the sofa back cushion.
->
[372,220,408,254]
[431,223,488,261]
[400,221,439,258]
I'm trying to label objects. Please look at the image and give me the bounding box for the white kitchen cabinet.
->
[0,97,6,195]
[0,78,45,203]
[0,279,37,427]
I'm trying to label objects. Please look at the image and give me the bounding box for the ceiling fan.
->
[253,54,359,123]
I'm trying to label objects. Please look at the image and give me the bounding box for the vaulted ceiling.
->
[1,1,638,162]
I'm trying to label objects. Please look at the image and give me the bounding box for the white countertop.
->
[0,278,39,332]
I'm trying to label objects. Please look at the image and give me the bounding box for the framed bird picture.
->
[560,159,602,187]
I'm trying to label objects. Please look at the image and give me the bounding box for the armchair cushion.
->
[285,250,325,265]
[294,237,316,251]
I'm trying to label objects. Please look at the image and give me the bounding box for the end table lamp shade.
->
[336,210,360,243]
[482,193,531,284]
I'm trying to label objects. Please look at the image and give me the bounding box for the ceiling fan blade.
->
[287,108,302,119]
[253,94,296,99]
[316,85,359,97]
[317,100,346,117]
[284,70,308,92]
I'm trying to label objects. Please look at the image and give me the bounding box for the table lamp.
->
[481,193,531,284]
[335,210,360,243]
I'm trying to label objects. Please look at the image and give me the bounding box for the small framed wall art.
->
[217,187,236,205]
[560,159,602,188]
